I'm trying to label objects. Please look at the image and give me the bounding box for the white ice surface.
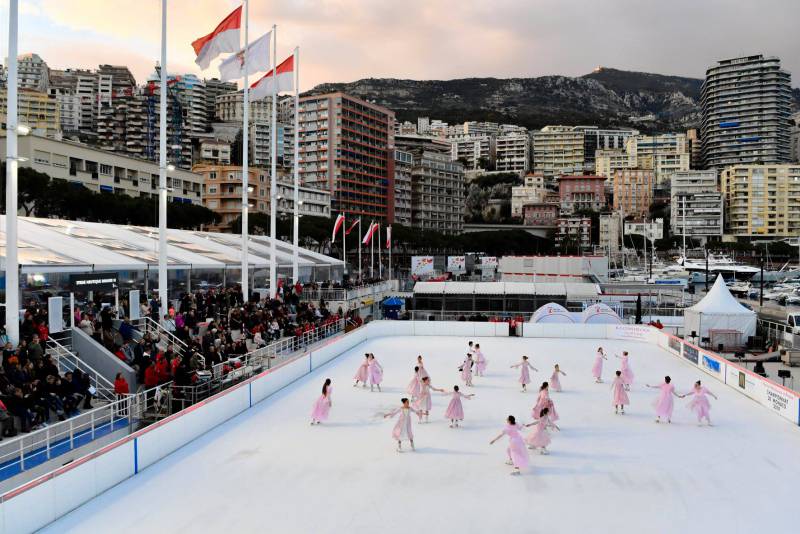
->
[42,336,800,534]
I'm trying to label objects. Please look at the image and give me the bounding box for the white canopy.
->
[580,302,622,324]
[684,275,756,340]
[530,303,576,324]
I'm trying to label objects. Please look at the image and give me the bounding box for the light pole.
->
[5,0,21,345]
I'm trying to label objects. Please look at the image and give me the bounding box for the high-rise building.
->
[556,216,592,252]
[204,78,237,123]
[199,140,232,165]
[626,133,690,184]
[531,125,584,180]
[417,117,430,135]
[250,120,291,169]
[686,129,702,169]
[720,164,800,238]
[215,91,273,122]
[95,92,147,158]
[97,65,137,96]
[557,175,607,214]
[572,126,638,166]
[450,135,493,170]
[791,113,800,163]
[495,132,530,172]
[15,53,49,92]
[170,74,208,140]
[701,55,792,169]
[595,149,635,180]
[410,150,465,234]
[298,92,395,222]
[48,69,81,134]
[670,170,723,243]
[0,88,60,138]
[393,150,413,226]
[612,168,654,218]
[463,121,500,137]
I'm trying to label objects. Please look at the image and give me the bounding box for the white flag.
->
[250,54,294,100]
[218,31,271,82]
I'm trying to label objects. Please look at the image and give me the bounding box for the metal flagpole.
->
[388,225,392,281]
[292,46,300,284]
[358,217,362,282]
[269,25,278,297]
[157,0,169,319]
[378,223,382,279]
[241,0,250,303]
[4,0,20,345]
[342,213,347,277]
[370,222,374,279]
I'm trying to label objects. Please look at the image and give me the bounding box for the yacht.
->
[677,254,760,279]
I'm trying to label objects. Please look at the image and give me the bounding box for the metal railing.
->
[300,281,394,303]
[129,317,204,367]
[210,318,346,380]
[406,305,692,323]
[47,332,117,403]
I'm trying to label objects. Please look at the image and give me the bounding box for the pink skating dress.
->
[611,377,629,406]
[388,406,419,442]
[354,360,369,382]
[367,359,383,386]
[444,391,469,421]
[621,354,634,385]
[503,424,529,470]
[418,364,430,381]
[592,352,604,380]
[474,350,487,374]
[550,370,562,392]
[653,382,676,419]
[311,386,333,422]
[532,389,559,421]
[687,387,711,421]
[525,413,554,449]
[460,358,473,383]
[515,362,533,385]
[413,382,434,412]
[407,372,422,398]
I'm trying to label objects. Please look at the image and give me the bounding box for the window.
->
[210,172,217,179]
[99,164,112,175]
[208,186,217,194]
[33,150,50,165]
[207,200,218,209]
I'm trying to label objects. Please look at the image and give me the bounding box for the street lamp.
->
[166,164,176,172]
[11,124,30,136]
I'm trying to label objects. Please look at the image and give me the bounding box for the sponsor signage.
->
[411,256,435,276]
[725,365,800,424]
[683,345,699,364]
[447,256,466,274]
[701,353,723,377]
[481,256,498,267]
[69,273,118,291]
[610,324,651,342]
[668,337,682,355]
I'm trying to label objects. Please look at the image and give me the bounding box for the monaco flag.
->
[192,6,242,69]
[362,222,378,246]
[386,225,392,249]
[250,54,294,100]
[331,213,345,241]
[345,218,360,236]
[218,31,271,82]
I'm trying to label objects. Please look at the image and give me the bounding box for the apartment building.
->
[450,135,493,170]
[410,150,465,234]
[612,168,655,218]
[522,203,559,227]
[558,175,607,214]
[531,125,584,180]
[720,164,800,238]
[599,212,623,257]
[556,216,592,252]
[215,91,273,123]
[626,133,690,183]
[203,78,237,123]
[495,131,530,172]
[0,88,60,138]
[670,170,723,242]
[250,120,292,169]
[595,149,635,180]
[572,126,638,165]
[199,140,232,165]
[16,53,49,92]
[393,149,413,226]
[511,173,547,216]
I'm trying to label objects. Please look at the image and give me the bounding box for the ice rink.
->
[42,336,800,534]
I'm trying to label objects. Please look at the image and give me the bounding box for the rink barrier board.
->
[2,320,795,533]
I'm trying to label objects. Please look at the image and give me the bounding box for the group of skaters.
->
[309,341,720,475]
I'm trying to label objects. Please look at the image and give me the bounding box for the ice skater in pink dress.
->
[473,344,487,376]
[459,354,475,386]
[592,347,608,383]
[407,366,422,399]
[525,407,560,454]
[646,376,681,423]
[550,364,566,392]
[443,385,474,428]
[511,356,538,392]
[310,378,333,425]
[681,380,718,426]
[532,382,559,422]
[384,398,421,452]
[467,341,474,356]
[412,376,445,422]
[416,355,430,381]
[353,354,369,387]
[611,370,630,415]
[490,415,529,475]
[616,351,634,390]
[367,354,383,392]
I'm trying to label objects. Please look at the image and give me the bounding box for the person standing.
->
[443,385,474,428]
[413,376,445,422]
[367,354,383,392]
[592,347,607,383]
[407,366,422,400]
[532,382,559,422]
[490,415,529,475]
[473,344,487,376]
[525,407,560,454]
[353,354,369,388]
[460,353,475,387]
[611,370,630,414]
[617,351,634,390]
[311,379,333,425]
[511,356,538,392]
[550,364,566,392]
[681,380,718,426]
[384,398,421,452]
[647,376,681,423]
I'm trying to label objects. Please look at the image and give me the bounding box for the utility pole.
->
[760,249,765,308]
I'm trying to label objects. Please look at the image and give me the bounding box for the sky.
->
[1,0,799,90]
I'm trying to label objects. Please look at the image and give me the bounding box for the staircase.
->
[47,331,117,403]
[128,317,205,367]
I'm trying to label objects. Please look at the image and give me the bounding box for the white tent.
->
[684,275,756,343]
[531,303,575,324]
[580,302,622,324]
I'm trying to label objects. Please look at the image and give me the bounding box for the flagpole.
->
[378,223,382,279]
[157,0,169,319]
[292,46,300,284]
[358,217,362,283]
[269,24,278,297]
[241,0,250,304]
[342,213,347,277]
[388,225,392,281]
[370,223,374,279]
[4,0,20,345]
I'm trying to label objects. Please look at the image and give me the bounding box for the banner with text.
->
[411,256,435,276]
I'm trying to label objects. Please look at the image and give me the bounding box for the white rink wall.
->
[0,320,796,534]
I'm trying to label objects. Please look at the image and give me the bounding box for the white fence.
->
[1,319,797,533]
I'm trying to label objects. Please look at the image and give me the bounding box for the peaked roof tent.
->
[686,275,755,315]
[0,216,339,273]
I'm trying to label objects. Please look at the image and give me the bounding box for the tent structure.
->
[381,297,405,319]
[683,275,756,344]
[531,303,575,324]
[580,302,623,324]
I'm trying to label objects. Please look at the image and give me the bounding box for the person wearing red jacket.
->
[114,373,130,395]
[144,362,159,389]
[154,354,170,383]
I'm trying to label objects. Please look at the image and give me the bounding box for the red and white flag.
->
[250,54,294,100]
[345,218,360,236]
[192,6,242,70]
[385,225,392,249]
[331,213,345,241]
[219,31,271,82]
[362,222,378,245]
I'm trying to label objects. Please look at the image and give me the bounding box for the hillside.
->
[308,68,800,131]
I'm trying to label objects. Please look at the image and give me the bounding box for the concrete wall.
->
[70,327,138,390]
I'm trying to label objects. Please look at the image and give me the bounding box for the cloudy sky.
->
[1,0,798,90]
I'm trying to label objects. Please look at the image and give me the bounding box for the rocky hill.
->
[308,67,800,132]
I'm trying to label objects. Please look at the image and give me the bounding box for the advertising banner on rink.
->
[726,364,800,424]
[411,256,435,276]
[609,324,651,342]
[447,256,466,274]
